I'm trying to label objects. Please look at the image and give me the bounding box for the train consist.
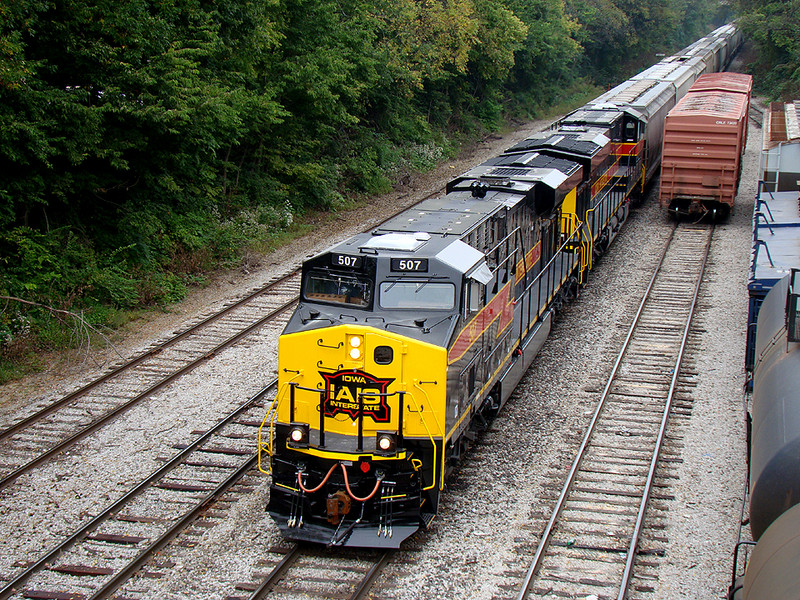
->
[659,72,753,219]
[257,25,743,548]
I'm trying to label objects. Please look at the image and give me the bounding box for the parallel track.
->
[749,105,764,128]
[0,272,300,491]
[229,544,391,600]
[0,381,277,600]
[514,222,713,600]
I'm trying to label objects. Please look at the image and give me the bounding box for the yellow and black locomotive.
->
[258,25,742,548]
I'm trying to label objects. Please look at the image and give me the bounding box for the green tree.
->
[566,0,723,83]
[734,0,800,97]
[502,0,581,108]
[0,0,286,249]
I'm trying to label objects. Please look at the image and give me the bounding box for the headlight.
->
[375,431,397,455]
[347,335,364,361]
[288,423,309,448]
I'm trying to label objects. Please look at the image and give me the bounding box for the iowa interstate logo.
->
[320,370,394,422]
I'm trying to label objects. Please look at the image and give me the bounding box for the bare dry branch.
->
[0,295,124,365]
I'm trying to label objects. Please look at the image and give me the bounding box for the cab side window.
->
[465,280,485,316]
[624,119,638,142]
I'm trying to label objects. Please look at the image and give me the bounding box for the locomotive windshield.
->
[379,281,456,310]
[304,271,372,307]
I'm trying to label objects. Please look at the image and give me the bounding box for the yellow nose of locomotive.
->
[267,324,446,458]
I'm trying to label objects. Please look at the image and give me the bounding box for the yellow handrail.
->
[580,222,592,280]
[258,372,301,474]
[257,397,278,474]
[411,380,444,491]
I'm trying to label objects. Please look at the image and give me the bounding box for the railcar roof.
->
[764,102,800,149]
[358,149,583,242]
[634,61,701,88]
[328,228,460,259]
[462,151,582,181]
[591,79,674,119]
[633,61,684,80]
[594,78,659,105]
[506,129,610,159]
[691,72,753,94]
[319,227,492,286]
[670,90,748,120]
[561,107,624,128]
[373,191,508,238]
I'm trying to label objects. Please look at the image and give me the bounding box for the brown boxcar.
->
[658,73,752,219]
[761,102,800,192]
[688,72,753,146]
[687,72,754,94]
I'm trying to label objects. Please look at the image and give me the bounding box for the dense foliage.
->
[733,0,800,98]
[0,0,724,373]
[567,0,734,83]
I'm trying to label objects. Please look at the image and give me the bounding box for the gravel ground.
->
[0,106,756,599]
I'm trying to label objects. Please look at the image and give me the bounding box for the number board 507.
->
[391,258,429,272]
[331,254,362,269]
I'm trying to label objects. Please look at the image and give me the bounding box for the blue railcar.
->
[745,186,800,376]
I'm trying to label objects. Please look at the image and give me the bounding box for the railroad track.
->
[0,271,300,491]
[511,222,712,600]
[0,381,277,600]
[229,545,390,600]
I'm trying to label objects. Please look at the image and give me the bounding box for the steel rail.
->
[244,547,391,600]
[0,380,277,600]
[0,270,299,443]
[88,455,261,600]
[350,551,392,600]
[0,297,296,492]
[616,224,714,599]
[245,545,303,600]
[515,222,681,600]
